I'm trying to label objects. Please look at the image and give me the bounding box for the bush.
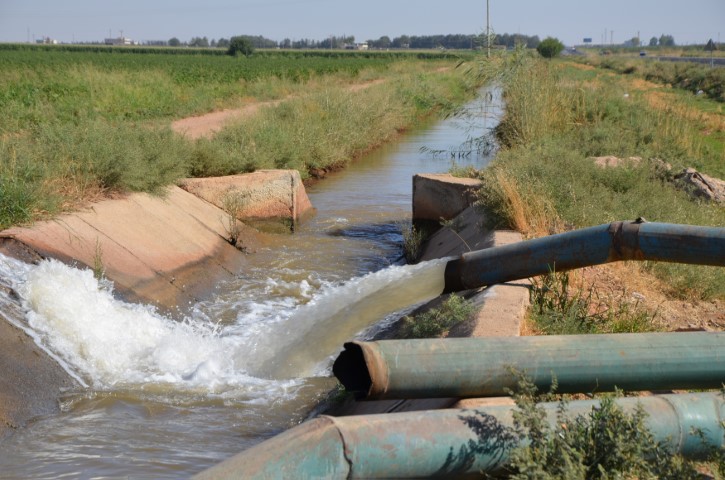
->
[506,375,701,479]
[536,37,565,59]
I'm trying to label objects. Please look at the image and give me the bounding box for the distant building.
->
[36,37,58,44]
[345,42,369,50]
[104,37,134,46]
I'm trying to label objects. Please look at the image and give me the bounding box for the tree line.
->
[165,32,542,50]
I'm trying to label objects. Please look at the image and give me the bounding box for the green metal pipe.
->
[443,220,725,293]
[333,332,725,400]
[194,392,725,479]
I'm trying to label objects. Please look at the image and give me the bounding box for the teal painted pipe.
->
[194,392,725,479]
[333,332,725,400]
[443,220,725,293]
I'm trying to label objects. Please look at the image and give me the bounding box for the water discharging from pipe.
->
[2,253,447,393]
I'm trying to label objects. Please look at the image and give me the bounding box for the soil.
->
[563,262,722,332]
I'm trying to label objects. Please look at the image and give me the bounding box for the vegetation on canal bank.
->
[0,49,476,229]
[457,49,724,335]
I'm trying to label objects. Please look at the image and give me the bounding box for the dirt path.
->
[171,79,387,140]
[171,100,284,140]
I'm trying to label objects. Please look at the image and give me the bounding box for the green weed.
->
[505,374,701,479]
[530,271,657,335]
[400,293,475,338]
[400,222,426,264]
[220,189,250,247]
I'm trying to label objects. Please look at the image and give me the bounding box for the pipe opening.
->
[332,342,372,399]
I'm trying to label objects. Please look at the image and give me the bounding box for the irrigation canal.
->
[0,88,501,478]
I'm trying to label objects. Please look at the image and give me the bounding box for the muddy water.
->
[0,88,501,478]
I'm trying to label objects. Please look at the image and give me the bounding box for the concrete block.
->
[179,170,315,231]
[412,174,481,228]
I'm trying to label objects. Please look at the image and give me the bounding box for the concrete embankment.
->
[0,169,313,437]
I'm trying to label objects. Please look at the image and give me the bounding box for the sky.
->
[0,0,723,47]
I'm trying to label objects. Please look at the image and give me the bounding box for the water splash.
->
[4,254,448,397]
[248,259,449,379]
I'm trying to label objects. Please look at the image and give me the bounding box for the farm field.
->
[0,46,475,229]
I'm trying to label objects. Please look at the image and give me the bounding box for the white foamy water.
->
[16,258,302,398]
[2,253,447,399]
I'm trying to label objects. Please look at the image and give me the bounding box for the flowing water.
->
[0,88,501,478]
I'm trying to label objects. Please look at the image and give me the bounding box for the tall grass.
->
[0,120,190,226]
[188,68,469,178]
[472,56,725,300]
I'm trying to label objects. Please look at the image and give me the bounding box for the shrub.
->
[506,375,701,479]
[536,37,565,59]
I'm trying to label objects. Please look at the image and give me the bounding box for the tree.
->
[392,35,410,48]
[217,38,230,48]
[168,37,181,47]
[536,37,564,58]
[227,36,254,56]
[649,36,658,47]
[659,34,675,47]
[189,36,209,47]
[377,35,391,49]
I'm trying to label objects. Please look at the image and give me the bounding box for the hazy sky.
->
[1,0,722,46]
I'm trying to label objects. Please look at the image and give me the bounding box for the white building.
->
[104,37,134,46]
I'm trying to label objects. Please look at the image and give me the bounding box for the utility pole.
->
[486,0,490,58]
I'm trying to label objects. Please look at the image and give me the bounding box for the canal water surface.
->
[0,88,501,478]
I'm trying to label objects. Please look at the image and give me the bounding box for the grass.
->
[529,271,657,335]
[466,53,725,302]
[399,293,475,338]
[0,49,476,229]
[583,54,725,103]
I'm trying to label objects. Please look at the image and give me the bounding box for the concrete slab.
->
[0,186,257,309]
